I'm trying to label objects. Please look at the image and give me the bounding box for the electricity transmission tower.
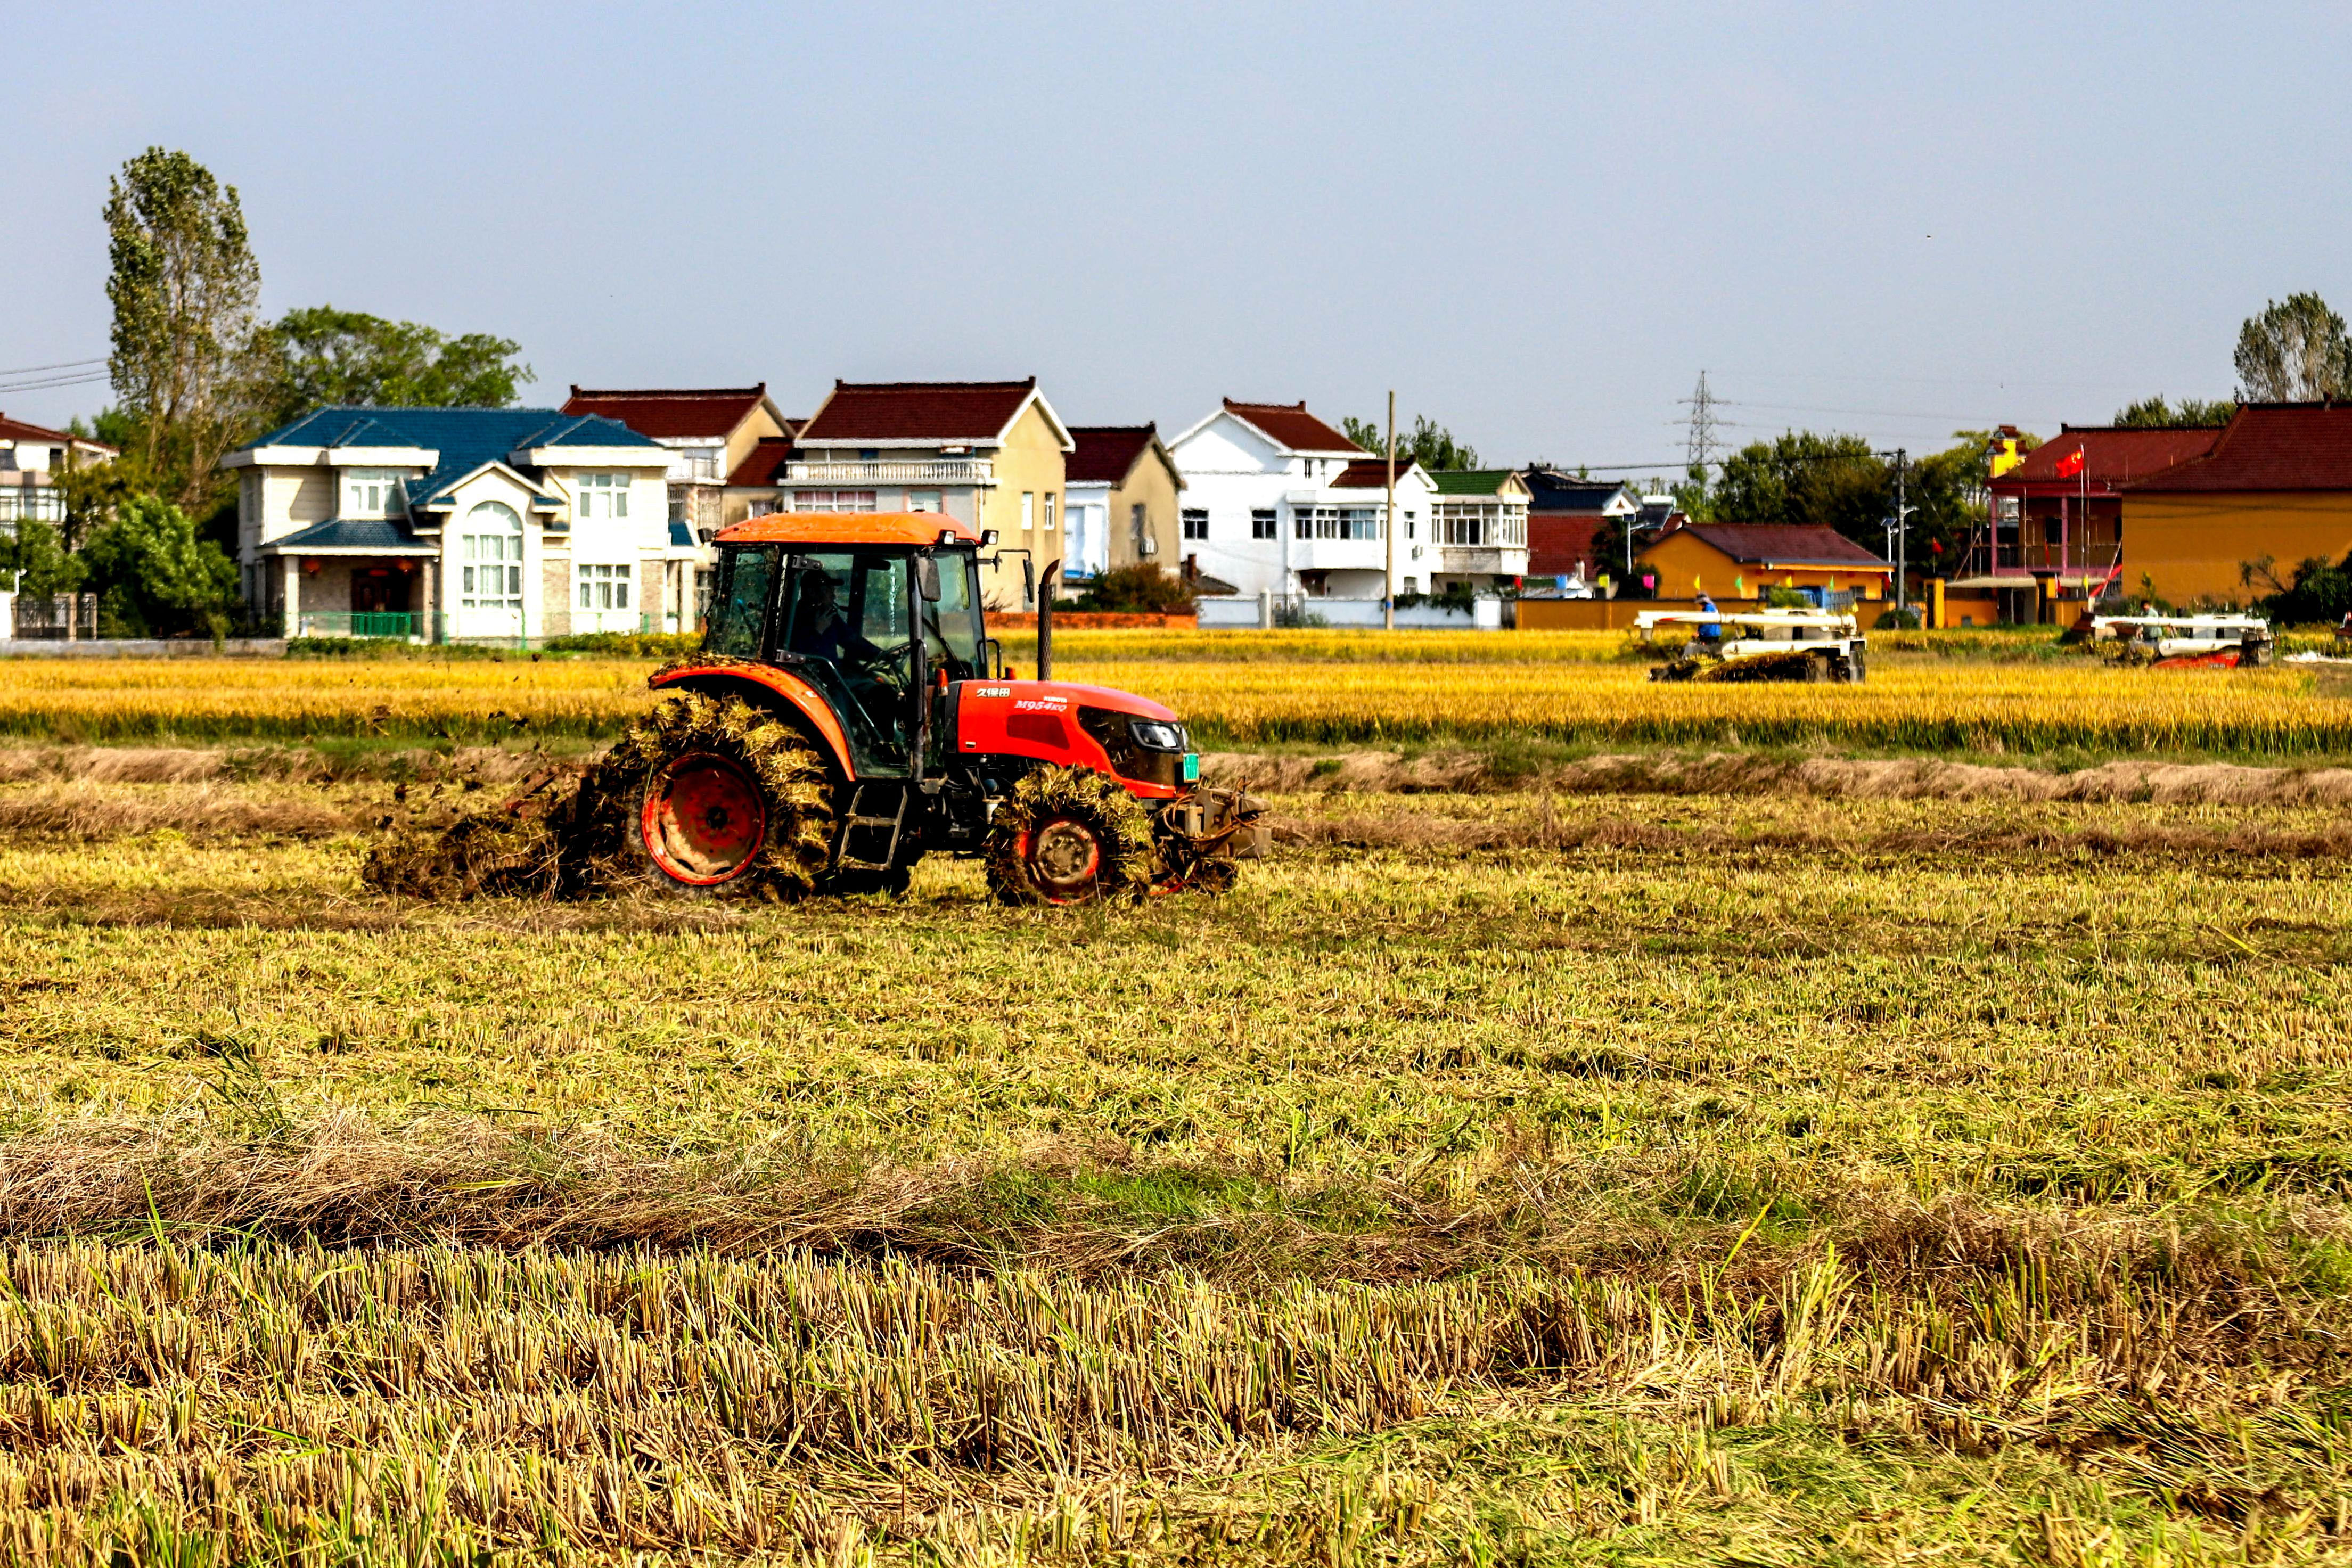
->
[1681,371,1721,472]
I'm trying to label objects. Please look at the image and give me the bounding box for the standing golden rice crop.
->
[0,657,657,742]
[0,651,2343,756]
[1064,660,2352,755]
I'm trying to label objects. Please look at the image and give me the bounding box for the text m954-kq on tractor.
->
[604,512,1265,902]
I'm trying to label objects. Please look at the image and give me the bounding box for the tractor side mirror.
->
[915,554,941,602]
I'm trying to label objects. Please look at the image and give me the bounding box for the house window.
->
[1182,508,1208,541]
[459,502,525,609]
[1405,512,1416,539]
[1251,508,1277,539]
[1291,507,1381,540]
[1043,493,1056,532]
[576,473,630,519]
[793,490,877,513]
[1133,503,1155,556]
[907,490,943,513]
[344,469,403,517]
[1021,492,1035,532]
[1435,503,1494,546]
[578,563,633,610]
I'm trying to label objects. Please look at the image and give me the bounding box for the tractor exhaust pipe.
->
[1038,557,1058,680]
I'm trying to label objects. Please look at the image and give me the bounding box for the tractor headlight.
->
[1129,719,1186,753]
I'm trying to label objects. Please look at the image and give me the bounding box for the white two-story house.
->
[220,406,683,641]
[1165,399,1448,600]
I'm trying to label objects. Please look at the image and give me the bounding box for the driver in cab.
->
[789,571,883,668]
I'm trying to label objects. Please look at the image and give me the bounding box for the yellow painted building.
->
[1637,523,1892,601]
[2118,404,2352,605]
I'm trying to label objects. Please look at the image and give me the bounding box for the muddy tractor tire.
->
[986,766,1154,906]
[603,692,837,899]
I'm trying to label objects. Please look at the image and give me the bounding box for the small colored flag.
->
[1734,574,1745,595]
[2055,446,2087,479]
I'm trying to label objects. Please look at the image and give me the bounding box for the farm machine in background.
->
[1638,607,1871,683]
[615,512,1267,902]
[2087,613,2276,669]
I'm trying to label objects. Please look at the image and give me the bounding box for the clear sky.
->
[6,1,2346,480]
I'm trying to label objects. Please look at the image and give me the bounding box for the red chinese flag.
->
[2054,446,2087,479]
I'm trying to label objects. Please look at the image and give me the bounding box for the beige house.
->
[1062,425,1185,583]
[768,379,1072,609]
[222,406,678,640]
[559,385,794,537]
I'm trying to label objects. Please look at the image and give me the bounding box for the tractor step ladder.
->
[835,783,908,872]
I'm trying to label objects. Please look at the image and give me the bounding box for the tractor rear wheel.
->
[986,766,1154,905]
[609,692,836,898]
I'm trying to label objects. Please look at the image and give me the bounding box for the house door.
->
[351,568,407,613]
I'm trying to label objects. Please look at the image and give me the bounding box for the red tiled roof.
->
[1331,457,1424,489]
[1066,425,1157,485]
[726,437,795,488]
[1529,514,1605,577]
[799,380,1037,443]
[1994,425,2218,493]
[0,413,114,454]
[2119,403,2352,492]
[1222,399,1363,455]
[561,385,774,440]
[1670,523,1891,570]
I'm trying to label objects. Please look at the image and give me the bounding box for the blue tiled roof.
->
[242,405,666,512]
[262,515,440,554]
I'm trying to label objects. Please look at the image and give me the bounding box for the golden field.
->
[0,638,2346,756]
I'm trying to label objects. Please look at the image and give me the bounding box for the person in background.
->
[1697,593,1724,652]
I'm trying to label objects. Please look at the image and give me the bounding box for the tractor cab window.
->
[921,548,984,680]
[706,546,777,658]
[778,551,915,775]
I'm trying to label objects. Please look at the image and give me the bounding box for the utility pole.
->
[1383,389,1397,630]
[1895,447,1907,612]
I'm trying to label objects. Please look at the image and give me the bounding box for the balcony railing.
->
[667,455,724,483]
[785,459,994,486]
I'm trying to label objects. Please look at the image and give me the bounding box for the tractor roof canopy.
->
[718,512,982,549]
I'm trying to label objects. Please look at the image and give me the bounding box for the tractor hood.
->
[963,679,1177,724]
[954,679,1191,797]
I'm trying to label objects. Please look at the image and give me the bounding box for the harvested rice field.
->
[4,637,2352,1563]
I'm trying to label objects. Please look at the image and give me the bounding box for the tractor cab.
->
[699,515,1003,779]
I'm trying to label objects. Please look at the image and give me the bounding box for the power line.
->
[0,357,104,378]
[0,370,109,396]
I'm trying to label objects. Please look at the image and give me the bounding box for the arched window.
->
[460,502,523,610]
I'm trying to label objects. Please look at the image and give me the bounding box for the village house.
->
[1166,399,1418,600]
[222,406,683,639]
[1061,425,1185,584]
[1972,424,2221,617]
[2118,401,2352,605]
[558,384,793,538]
[761,380,1072,609]
[0,413,114,529]
[1423,471,1533,593]
[1640,522,1891,604]
[1522,470,1640,589]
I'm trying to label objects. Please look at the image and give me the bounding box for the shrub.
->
[1068,565,1196,615]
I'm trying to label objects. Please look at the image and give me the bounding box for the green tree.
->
[0,520,88,604]
[2234,293,2351,402]
[103,149,281,511]
[271,306,532,424]
[1711,431,1887,543]
[1340,414,1480,471]
[80,495,239,637]
[2113,395,2236,428]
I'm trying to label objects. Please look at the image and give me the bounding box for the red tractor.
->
[618,512,1265,901]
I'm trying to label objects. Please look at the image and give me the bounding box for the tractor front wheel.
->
[608,693,837,899]
[986,767,1153,905]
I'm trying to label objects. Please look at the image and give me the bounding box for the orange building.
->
[2119,402,2352,605]
[1637,523,1892,603]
